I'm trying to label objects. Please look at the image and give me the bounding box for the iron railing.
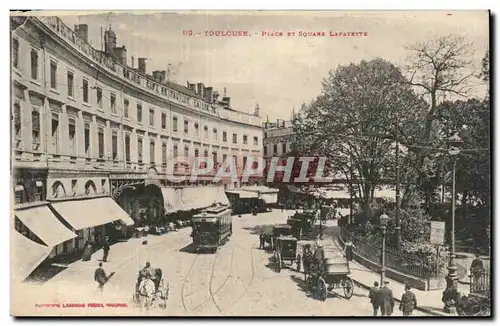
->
[470,270,490,298]
[340,227,441,280]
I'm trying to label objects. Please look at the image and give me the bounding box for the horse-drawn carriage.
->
[302,245,354,301]
[287,210,317,239]
[133,268,169,309]
[320,205,336,220]
[272,235,301,273]
[260,224,293,251]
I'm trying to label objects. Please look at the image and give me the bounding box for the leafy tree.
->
[293,58,427,221]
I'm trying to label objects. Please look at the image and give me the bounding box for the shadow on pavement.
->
[242,224,275,235]
[179,242,198,254]
[26,263,68,284]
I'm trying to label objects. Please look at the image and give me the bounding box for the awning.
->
[260,193,278,204]
[15,205,77,247]
[225,190,258,199]
[12,231,51,282]
[162,186,230,213]
[240,186,279,194]
[51,197,134,230]
[100,200,135,226]
[285,185,304,194]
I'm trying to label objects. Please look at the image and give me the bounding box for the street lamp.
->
[380,212,390,286]
[444,132,463,314]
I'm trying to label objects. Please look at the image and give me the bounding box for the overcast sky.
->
[56,11,489,121]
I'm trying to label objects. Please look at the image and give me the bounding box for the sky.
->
[54,10,489,121]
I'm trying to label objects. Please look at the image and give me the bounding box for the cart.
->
[272,235,301,273]
[266,224,293,250]
[306,257,354,300]
[287,211,316,240]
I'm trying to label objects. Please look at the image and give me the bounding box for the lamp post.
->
[380,212,390,286]
[444,132,463,314]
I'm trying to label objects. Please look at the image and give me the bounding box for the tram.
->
[191,204,232,253]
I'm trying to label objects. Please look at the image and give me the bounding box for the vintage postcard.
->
[10,10,490,317]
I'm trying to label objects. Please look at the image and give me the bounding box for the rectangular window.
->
[84,123,90,156]
[12,38,19,68]
[194,149,199,157]
[233,155,238,169]
[213,128,218,140]
[232,133,237,144]
[13,103,21,139]
[110,93,117,114]
[223,131,227,142]
[273,144,278,155]
[243,156,247,169]
[184,120,189,134]
[125,134,130,162]
[31,107,40,150]
[150,141,155,164]
[162,143,167,166]
[137,138,143,163]
[173,144,178,158]
[51,114,59,153]
[82,79,89,103]
[194,123,199,136]
[96,87,102,109]
[68,118,76,156]
[50,61,57,89]
[282,143,287,154]
[112,131,118,160]
[253,136,258,146]
[67,71,74,97]
[137,104,142,123]
[204,126,208,139]
[172,117,178,132]
[263,146,268,156]
[98,127,104,158]
[161,113,166,129]
[30,49,38,80]
[243,135,248,145]
[212,152,218,166]
[223,154,227,164]
[149,109,154,127]
[124,99,129,118]
[184,146,189,158]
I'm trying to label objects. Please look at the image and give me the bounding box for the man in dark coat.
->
[94,262,108,292]
[369,281,381,316]
[102,236,110,262]
[379,281,395,316]
[470,253,484,285]
[399,284,417,316]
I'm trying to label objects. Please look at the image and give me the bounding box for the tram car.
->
[191,204,232,253]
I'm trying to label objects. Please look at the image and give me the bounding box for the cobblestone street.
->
[12,210,430,316]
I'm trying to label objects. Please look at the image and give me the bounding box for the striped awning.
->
[162,186,230,213]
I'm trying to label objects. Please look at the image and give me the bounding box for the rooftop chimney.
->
[197,83,205,98]
[254,103,260,117]
[131,56,135,68]
[222,97,231,109]
[138,58,147,74]
[204,87,213,103]
[187,82,196,93]
[74,24,89,42]
[112,46,127,65]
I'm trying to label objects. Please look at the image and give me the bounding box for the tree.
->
[402,35,477,206]
[293,58,427,221]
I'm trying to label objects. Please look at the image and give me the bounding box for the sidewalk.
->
[322,222,450,316]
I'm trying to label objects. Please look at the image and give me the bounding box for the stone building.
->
[262,119,293,158]
[10,16,262,274]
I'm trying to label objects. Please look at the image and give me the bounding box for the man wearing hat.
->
[399,284,417,316]
[379,280,395,316]
[313,241,325,272]
[102,236,110,262]
[369,281,381,316]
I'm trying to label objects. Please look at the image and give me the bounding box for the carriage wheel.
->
[343,277,354,299]
[296,254,301,272]
[317,276,328,301]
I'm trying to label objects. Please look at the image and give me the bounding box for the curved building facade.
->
[11,16,263,265]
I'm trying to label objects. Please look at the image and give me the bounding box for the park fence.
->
[470,270,490,299]
[340,227,442,281]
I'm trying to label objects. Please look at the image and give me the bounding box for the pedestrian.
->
[399,284,417,316]
[82,236,94,261]
[344,240,356,262]
[369,281,381,316]
[94,262,108,293]
[470,253,484,287]
[259,233,265,250]
[102,236,110,262]
[379,280,395,316]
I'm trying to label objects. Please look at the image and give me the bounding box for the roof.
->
[240,186,279,194]
[274,224,292,229]
[278,235,297,241]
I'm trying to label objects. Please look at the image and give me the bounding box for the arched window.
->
[51,181,66,198]
[84,180,96,195]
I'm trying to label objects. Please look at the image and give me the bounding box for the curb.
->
[331,233,449,317]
